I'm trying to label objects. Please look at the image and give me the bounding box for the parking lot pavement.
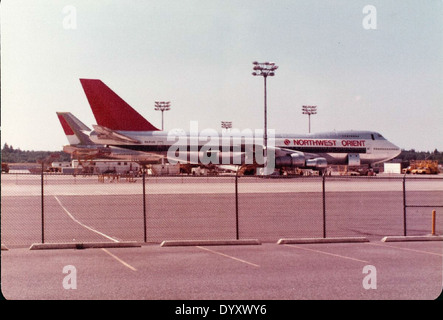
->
[1,241,442,301]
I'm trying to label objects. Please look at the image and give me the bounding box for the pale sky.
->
[1,0,442,152]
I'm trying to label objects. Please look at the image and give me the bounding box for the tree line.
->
[396,149,443,164]
[1,142,443,164]
[1,143,71,163]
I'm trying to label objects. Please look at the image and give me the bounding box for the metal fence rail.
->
[402,175,443,236]
[1,173,442,246]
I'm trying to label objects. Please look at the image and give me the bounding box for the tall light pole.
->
[302,105,317,133]
[154,101,171,131]
[252,61,278,172]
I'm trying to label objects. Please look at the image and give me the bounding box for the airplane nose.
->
[392,143,402,158]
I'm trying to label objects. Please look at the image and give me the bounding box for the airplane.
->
[57,112,163,164]
[77,78,402,174]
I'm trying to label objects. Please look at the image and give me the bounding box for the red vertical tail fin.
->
[80,79,159,131]
[57,112,94,145]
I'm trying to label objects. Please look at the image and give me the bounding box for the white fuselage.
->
[89,129,401,167]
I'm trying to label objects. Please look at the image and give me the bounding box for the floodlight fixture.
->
[221,121,232,132]
[154,101,171,130]
[302,105,317,133]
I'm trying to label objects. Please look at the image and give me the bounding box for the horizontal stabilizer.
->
[92,125,141,144]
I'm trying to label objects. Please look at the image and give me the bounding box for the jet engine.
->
[275,153,305,168]
[275,153,327,170]
[305,157,328,169]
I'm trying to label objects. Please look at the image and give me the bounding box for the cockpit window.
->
[376,133,385,140]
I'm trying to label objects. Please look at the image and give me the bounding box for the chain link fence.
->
[2,173,442,247]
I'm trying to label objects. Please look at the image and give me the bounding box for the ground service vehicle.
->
[402,160,439,174]
[2,163,9,173]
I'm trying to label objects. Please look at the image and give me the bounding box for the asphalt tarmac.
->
[2,242,442,300]
[1,174,442,301]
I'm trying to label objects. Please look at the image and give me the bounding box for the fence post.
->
[403,175,407,236]
[235,171,239,240]
[431,210,436,236]
[143,171,147,243]
[322,174,326,238]
[41,163,45,243]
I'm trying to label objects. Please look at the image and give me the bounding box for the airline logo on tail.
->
[79,79,160,132]
[57,111,112,158]
[57,112,94,145]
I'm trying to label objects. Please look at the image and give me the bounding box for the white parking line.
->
[368,242,443,257]
[196,246,260,267]
[54,196,120,243]
[101,248,137,271]
[284,244,370,263]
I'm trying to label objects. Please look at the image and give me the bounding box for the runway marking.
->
[368,242,443,257]
[54,196,119,243]
[196,246,260,267]
[101,248,137,271]
[284,244,370,263]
